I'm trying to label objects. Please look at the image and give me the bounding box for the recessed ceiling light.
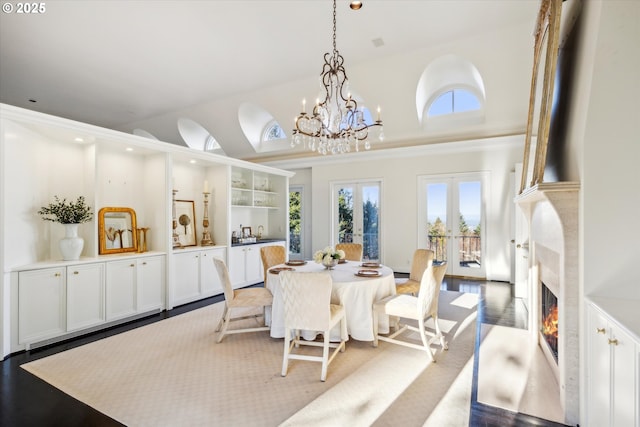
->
[74,137,84,142]
[190,160,196,164]
[350,1,362,10]
[126,147,133,152]
[372,37,384,48]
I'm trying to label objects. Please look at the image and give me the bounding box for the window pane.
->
[453,90,481,112]
[428,91,453,117]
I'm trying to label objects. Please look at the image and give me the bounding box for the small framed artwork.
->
[175,200,197,247]
[242,226,252,238]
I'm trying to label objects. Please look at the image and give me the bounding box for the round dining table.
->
[266,260,396,341]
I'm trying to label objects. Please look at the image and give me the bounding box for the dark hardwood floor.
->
[1,277,569,427]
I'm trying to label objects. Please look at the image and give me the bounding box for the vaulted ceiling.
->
[0,0,540,163]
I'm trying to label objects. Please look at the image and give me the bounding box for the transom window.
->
[428,89,481,117]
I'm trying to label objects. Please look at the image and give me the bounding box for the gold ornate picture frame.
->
[520,0,562,194]
[98,207,138,254]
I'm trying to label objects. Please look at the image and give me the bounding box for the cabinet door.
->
[18,268,66,344]
[228,247,246,287]
[105,260,137,321]
[587,305,611,427]
[67,263,105,331]
[173,252,200,305]
[137,256,164,312]
[611,323,637,427]
[200,249,225,296]
[245,245,263,285]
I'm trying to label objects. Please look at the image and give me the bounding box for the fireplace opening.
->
[541,282,559,362]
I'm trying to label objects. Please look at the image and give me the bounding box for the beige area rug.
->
[477,324,564,424]
[22,290,478,427]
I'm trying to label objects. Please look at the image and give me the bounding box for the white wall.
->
[581,1,640,299]
[274,136,523,281]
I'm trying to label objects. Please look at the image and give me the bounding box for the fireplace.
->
[540,282,558,363]
[515,182,579,425]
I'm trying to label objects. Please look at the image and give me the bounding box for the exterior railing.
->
[426,234,481,266]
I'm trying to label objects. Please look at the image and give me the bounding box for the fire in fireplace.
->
[541,282,559,362]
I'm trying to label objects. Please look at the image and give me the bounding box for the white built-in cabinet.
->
[173,246,226,306]
[1,104,292,355]
[67,263,105,332]
[587,302,639,427]
[18,268,66,345]
[229,245,263,287]
[229,241,286,287]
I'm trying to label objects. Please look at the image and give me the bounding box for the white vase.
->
[59,223,84,261]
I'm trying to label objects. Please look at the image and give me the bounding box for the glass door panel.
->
[334,181,381,261]
[420,174,485,278]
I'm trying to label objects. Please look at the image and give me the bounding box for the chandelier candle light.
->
[292,0,383,155]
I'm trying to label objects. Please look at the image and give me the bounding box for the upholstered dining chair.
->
[279,271,347,381]
[335,243,363,262]
[260,245,286,284]
[395,249,435,295]
[213,258,273,343]
[372,263,448,362]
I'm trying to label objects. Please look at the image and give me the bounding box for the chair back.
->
[336,243,363,262]
[433,262,447,287]
[409,249,434,282]
[213,257,235,303]
[260,245,286,281]
[279,271,332,331]
[417,264,440,318]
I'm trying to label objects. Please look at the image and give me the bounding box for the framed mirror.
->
[520,0,562,194]
[98,207,138,254]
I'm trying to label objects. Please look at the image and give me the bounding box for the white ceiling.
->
[0,0,540,162]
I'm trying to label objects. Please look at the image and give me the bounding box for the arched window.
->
[262,121,286,141]
[428,89,481,117]
[416,54,486,129]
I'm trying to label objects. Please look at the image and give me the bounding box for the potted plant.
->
[38,196,93,260]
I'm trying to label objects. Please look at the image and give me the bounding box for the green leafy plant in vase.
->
[38,196,93,261]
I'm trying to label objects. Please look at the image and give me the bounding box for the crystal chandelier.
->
[292,0,384,155]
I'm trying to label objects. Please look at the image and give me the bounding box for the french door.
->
[332,180,382,261]
[418,173,486,278]
[289,185,304,260]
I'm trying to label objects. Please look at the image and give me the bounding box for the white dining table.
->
[266,260,396,341]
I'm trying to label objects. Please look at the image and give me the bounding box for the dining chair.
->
[372,263,448,362]
[260,245,286,285]
[279,271,347,381]
[395,249,434,295]
[335,243,363,262]
[213,258,273,343]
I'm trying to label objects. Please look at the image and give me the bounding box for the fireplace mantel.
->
[515,181,580,209]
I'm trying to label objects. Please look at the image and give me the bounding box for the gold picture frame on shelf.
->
[98,207,138,254]
[520,0,562,194]
[175,200,197,247]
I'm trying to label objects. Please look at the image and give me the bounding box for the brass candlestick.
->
[201,191,214,246]
[172,189,181,248]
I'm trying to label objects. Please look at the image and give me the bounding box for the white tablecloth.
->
[266,261,396,341]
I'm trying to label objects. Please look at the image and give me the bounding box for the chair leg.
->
[320,332,330,382]
[433,315,448,350]
[215,305,228,332]
[216,307,232,343]
[340,317,347,352]
[282,327,291,377]
[372,309,379,347]
[418,317,435,362]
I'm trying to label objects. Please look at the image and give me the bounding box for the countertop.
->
[231,238,284,247]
